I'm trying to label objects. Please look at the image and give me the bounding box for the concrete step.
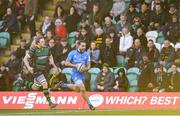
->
[10,45,19,51]
[21,33,31,40]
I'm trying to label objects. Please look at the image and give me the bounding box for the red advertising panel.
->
[0,92,180,109]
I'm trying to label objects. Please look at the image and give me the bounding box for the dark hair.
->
[54,5,64,17]
[117,68,126,78]
[78,40,86,45]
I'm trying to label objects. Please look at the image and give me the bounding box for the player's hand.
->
[28,67,34,74]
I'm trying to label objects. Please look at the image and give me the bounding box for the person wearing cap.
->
[95,63,115,92]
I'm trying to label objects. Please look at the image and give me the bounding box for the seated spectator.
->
[45,30,54,44]
[152,65,169,92]
[130,17,146,36]
[147,40,159,67]
[3,7,18,34]
[0,64,12,91]
[65,6,80,33]
[167,4,178,22]
[95,63,115,92]
[53,5,66,23]
[40,16,55,35]
[139,3,151,26]
[138,54,154,92]
[134,27,148,49]
[102,16,117,34]
[77,26,92,48]
[100,36,116,67]
[54,19,67,38]
[174,47,180,67]
[119,27,133,56]
[108,29,119,53]
[72,0,87,16]
[111,0,126,19]
[117,15,130,32]
[167,64,180,92]
[126,4,138,24]
[164,15,180,44]
[126,39,146,68]
[87,41,101,67]
[160,40,175,69]
[77,14,89,31]
[0,0,7,20]
[93,27,104,48]
[56,0,72,14]
[113,68,129,92]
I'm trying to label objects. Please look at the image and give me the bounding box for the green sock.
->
[43,88,52,105]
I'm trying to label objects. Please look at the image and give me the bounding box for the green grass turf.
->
[0,109,180,116]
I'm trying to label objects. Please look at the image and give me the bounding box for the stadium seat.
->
[0,32,10,48]
[88,68,101,91]
[127,67,140,75]
[154,43,162,52]
[167,67,180,73]
[62,68,73,83]
[145,31,158,43]
[129,80,138,87]
[126,73,138,82]
[156,32,165,44]
[0,21,4,30]
[109,67,114,73]
[128,87,138,92]
[116,55,125,67]
[68,32,76,48]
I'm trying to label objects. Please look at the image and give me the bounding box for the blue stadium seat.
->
[128,87,138,92]
[0,32,10,48]
[68,32,76,48]
[126,73,138,82]
[127,67,140,75]
[62,68,73,83]
[156,32,165,44]
[167,67,180,73]
[88,68,101,91]
[116,55,125,67]
[129,80,138,87]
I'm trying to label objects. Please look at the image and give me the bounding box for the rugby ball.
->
[77,63,85,72]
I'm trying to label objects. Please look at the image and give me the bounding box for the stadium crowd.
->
[0,0,180,92]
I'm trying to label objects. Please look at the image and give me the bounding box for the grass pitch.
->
[0,109,180,116]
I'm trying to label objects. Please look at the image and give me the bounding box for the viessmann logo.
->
[89,94,104,107]
[2,93,77,109]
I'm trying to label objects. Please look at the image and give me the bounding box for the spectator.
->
[138,54,154,92]
[130,17,146,36]
[167,64,180,92]
[134,27,148,49]
[53,5,66,23]
[24,0,38,38]
[100,36,117,67]
[113,68,129,92]
[54,19,67,38]
[108,29,119,53]
[147,40,159,67]
[15,38,27,61]
[98,0,113,19]
[160,40,175,69]
[174,47,180,67]
[7,0,17,12]
[150,4,166,26]
[16,0,26,33]
[0,64,12,91]
[95,63,115,92]
[45,30,54,44]
[139,3,151,26]
[93,27,104,48]
[65,6,81,33]
[152,65,169,92]
[126,39,146,68]
[56,0,72,14]
[40,16,55,35]
[89,3,102,26]
[87,41,101,67]
[72,0,87,16]
[164,15,180,44]
[102,16,117,34]
[126,4,138,24]
[111,0,126,18]
[3,7,18,34]
[117,15,130,32]
[0,0,7,20]
[167,4,178,22]
[119,27,133,56]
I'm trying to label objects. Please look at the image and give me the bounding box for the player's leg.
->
[37,73,57,109]
[76,80,95,110]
